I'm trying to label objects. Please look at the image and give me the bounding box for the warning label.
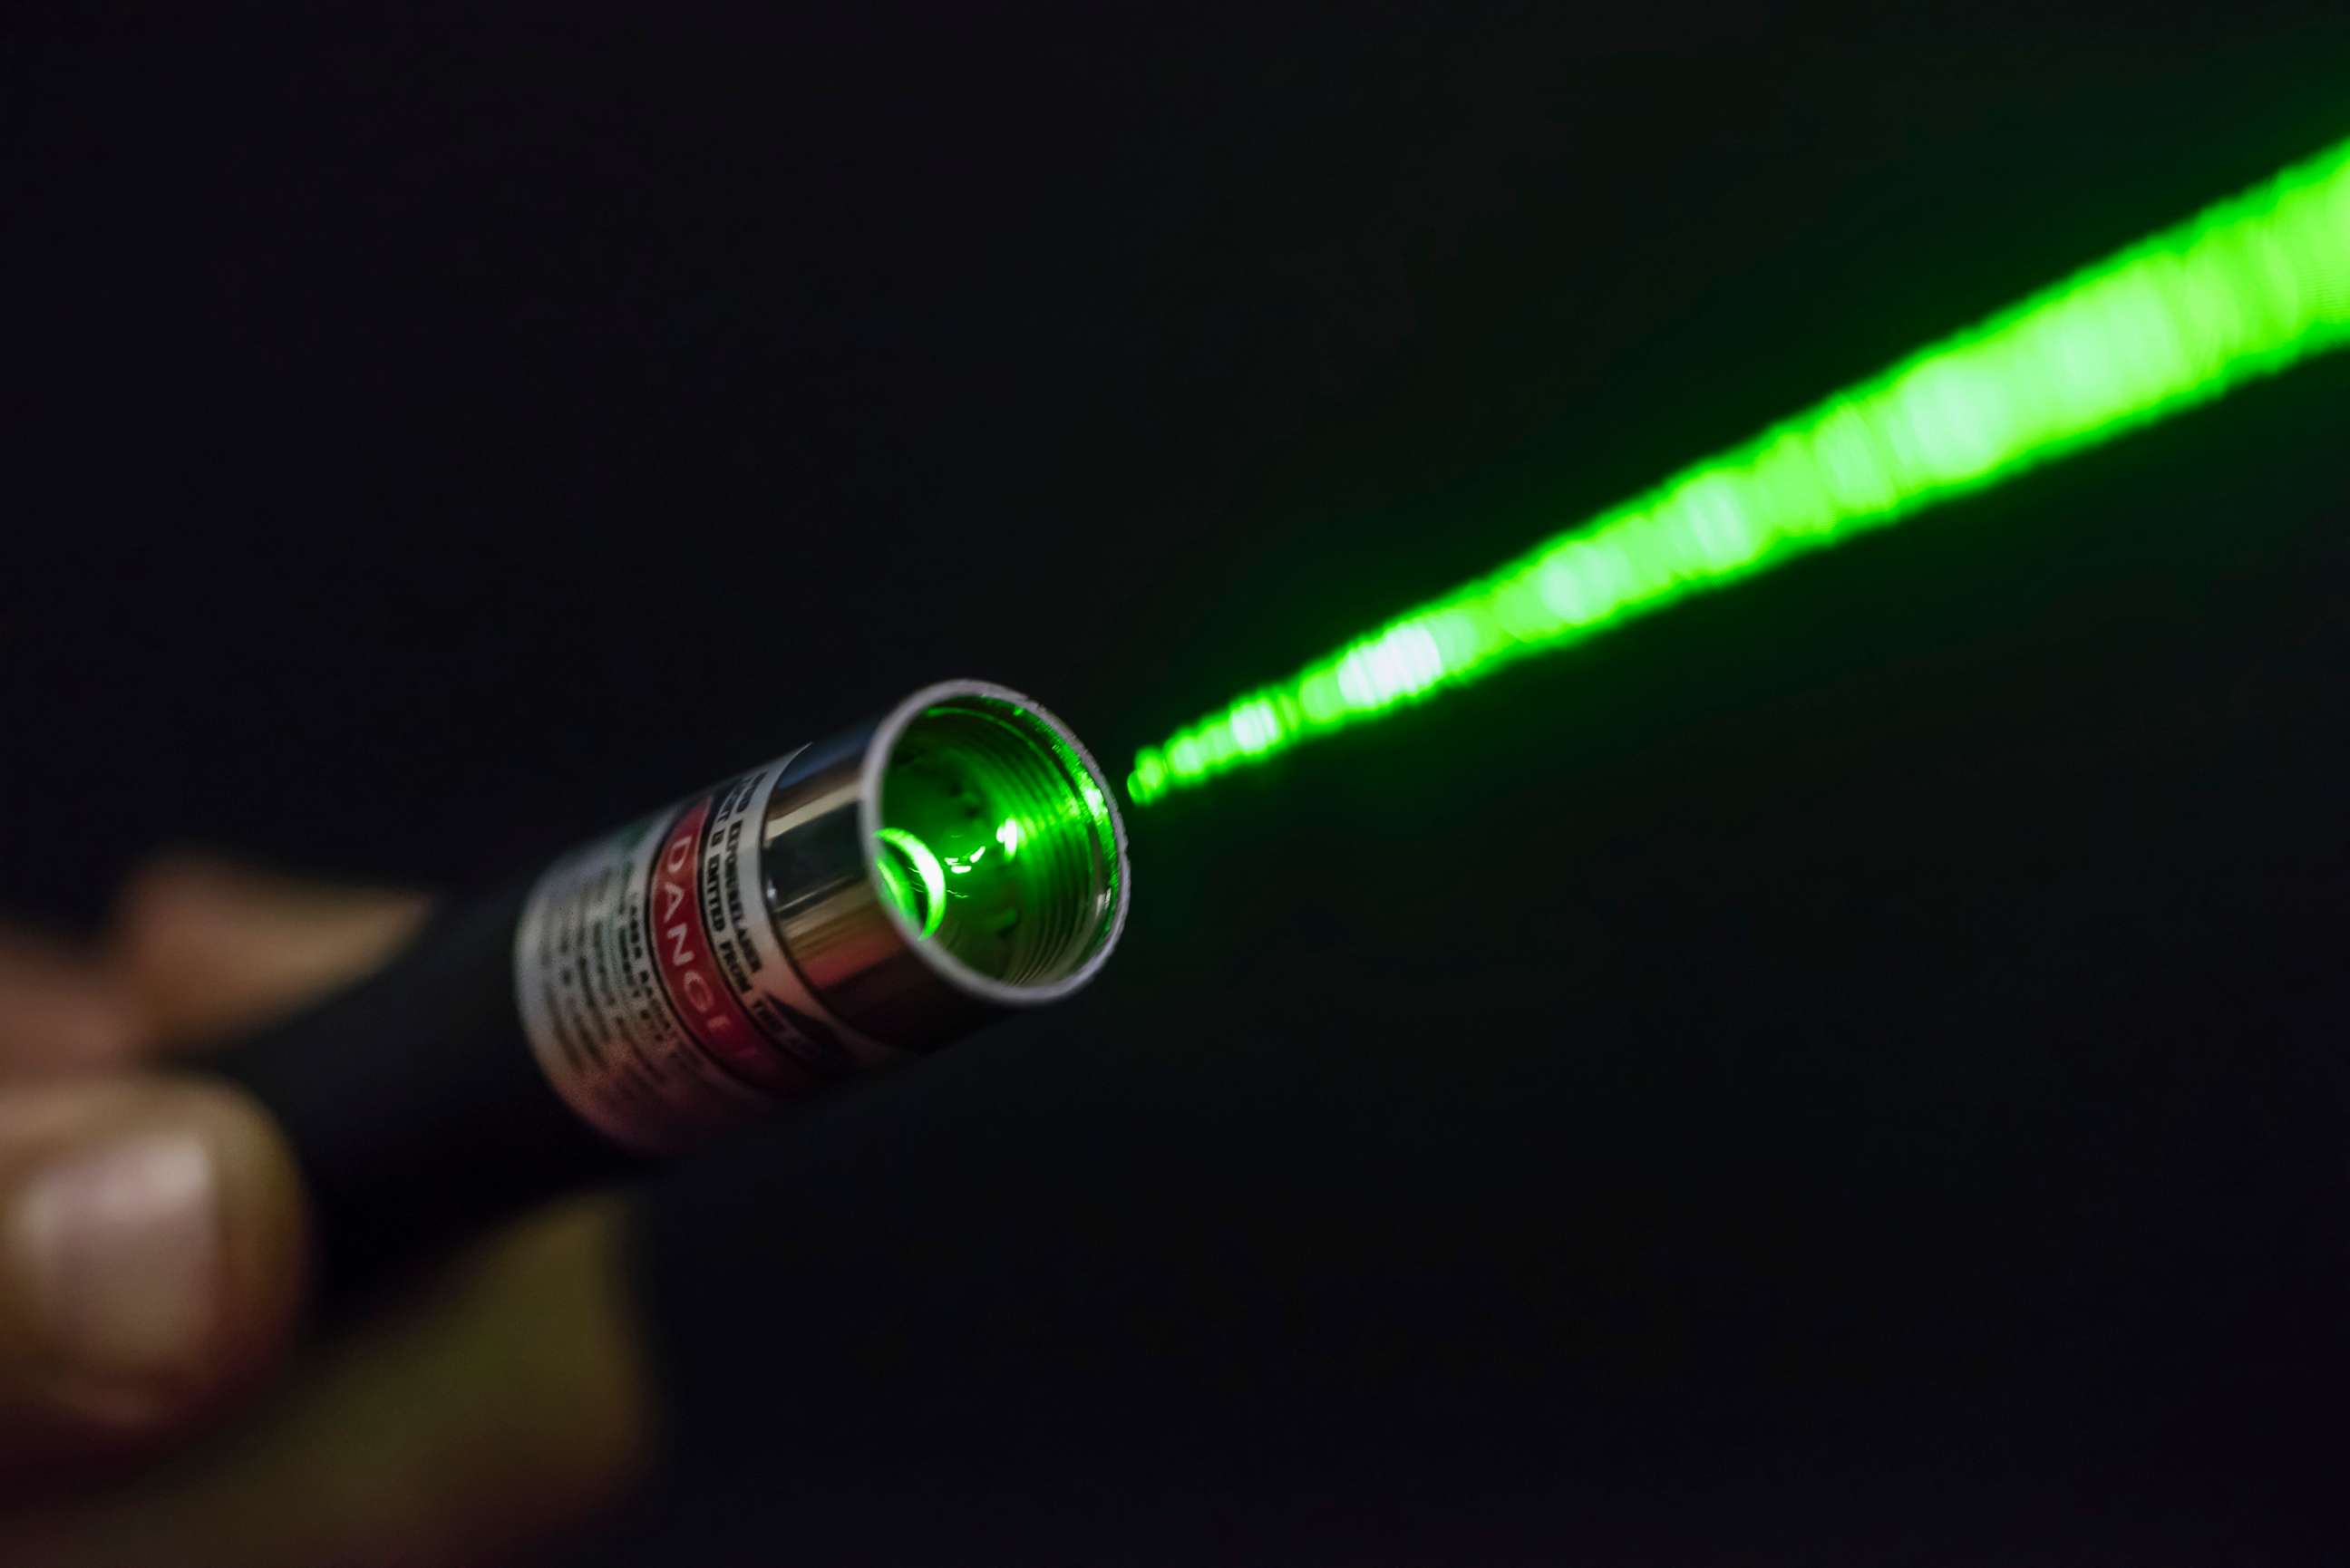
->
[513,750,884,1153]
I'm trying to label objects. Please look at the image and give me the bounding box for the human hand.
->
[0,858,655,1566]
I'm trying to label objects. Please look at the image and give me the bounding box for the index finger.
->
[108,857,430,1053]
[0,858,430,1081]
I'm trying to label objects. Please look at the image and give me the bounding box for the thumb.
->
[0,1077,307,1473]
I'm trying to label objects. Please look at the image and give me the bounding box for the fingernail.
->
[9,1132,221,1386]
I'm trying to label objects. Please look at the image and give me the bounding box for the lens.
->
[876,694,1122,990]
[873,827,946,939]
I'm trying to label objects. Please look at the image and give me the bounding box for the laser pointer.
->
[211,682,1130,1287]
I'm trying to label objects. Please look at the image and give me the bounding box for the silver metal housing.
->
[758,680,1131,1052]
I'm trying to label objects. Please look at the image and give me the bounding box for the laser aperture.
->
[1128,136,2350,806]
[876,700,1123,986]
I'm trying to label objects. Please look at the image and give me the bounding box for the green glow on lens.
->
[878,698,1122,984]
[875,827,947,939]
[1128,136,2350,805]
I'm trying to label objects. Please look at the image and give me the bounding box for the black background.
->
[7,5,2350,1562]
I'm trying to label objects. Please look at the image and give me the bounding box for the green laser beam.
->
[1128,136,2350,806]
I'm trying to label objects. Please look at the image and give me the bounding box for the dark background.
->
[7,4,2350,1562]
